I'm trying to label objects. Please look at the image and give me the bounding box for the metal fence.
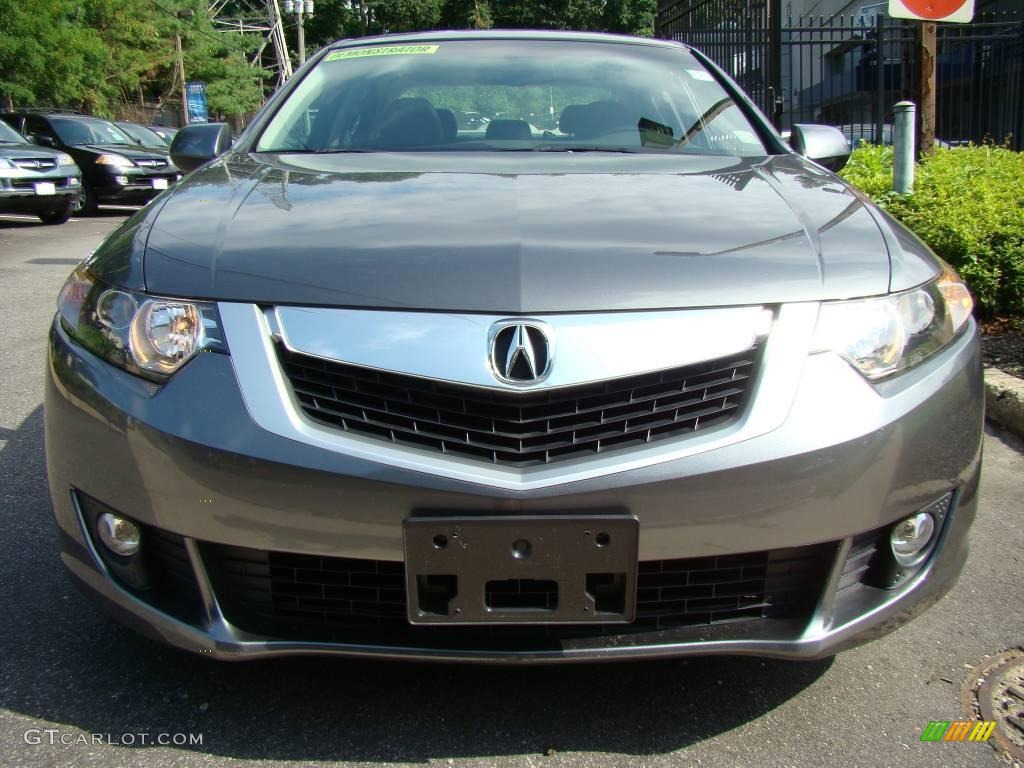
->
[656,2,1024,149]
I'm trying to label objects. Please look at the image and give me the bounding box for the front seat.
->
[485,119,532,141]
[435,108,458,143]
[574,100,632,140]
[558,104,586,136]
[374,98,443,148]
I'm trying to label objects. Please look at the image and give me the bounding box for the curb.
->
[985,367,1024,437]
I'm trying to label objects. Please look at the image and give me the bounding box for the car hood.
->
[138,152,898,313]
[79,144,171,161]
[0,143,68,161]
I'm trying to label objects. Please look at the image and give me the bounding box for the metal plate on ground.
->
[962,649,1024,762]
[404,515,638,625]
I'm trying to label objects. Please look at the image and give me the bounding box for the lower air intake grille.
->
[201,542,833,647]
[276,343,761,467]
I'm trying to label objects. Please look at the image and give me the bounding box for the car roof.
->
[329,29,688,51]
[3,110,88,118]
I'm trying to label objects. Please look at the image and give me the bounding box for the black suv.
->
[0,111,181,215]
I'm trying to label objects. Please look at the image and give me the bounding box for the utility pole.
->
[175,33,188,127]
[917,22,937,156]
[283,1,314,67]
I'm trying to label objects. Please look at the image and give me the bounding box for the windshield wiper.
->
[530,146,644,154]
[262,148,374,154]
[675,97,735,149]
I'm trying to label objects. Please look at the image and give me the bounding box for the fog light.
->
[114,175,129,186]
[890,512,935,567]
[97,513,140,557]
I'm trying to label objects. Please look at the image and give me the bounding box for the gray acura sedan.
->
[45,31,983,663]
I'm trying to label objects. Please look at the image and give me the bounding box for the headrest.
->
[375,98,442,148]
[435,108,458,143]
[485,119,533,141]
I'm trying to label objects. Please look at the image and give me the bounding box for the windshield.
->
[0,120,28,144]
[51,117,134,147]
[116,122,167,148]
[149,127,176,145]
[256,40,767,157]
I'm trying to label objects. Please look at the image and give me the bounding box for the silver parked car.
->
[0,118,81,223]
[46,31,983,663]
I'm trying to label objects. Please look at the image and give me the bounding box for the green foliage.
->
[0,0,145,114]
[2,0,655,115]
[172,0,269,117]
[371,0,445,32]
[304,0,655,47]
[836,142,895,200]
[0,0,267,117]
[841,144,1024,317]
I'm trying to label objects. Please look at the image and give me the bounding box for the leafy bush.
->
[840,144,1024,317]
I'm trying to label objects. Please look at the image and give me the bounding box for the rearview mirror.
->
[33,134,56,147]
[789,124,851,172]
[170,123,232,173]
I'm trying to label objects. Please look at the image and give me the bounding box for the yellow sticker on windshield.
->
[326,45,440,61]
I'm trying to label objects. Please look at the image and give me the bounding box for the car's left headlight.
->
[95,153,134,168]
[812,263,973,379]
[56,152,76,167]
[56,265,226,380]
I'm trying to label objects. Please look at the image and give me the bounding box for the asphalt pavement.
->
[0,211,1021,768]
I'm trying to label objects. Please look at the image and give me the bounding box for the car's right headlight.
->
[56,265,226,381]
[811,263,973,379]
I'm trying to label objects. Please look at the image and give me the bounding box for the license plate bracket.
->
[404,515,638,625]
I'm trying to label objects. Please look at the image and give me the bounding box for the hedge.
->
[839,144,1024,318]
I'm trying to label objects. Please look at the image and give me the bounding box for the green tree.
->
[0,0,161,115]
[370,0,444,32]
[440,0,493,28]
[302,0,366,49]
[150,0,267,118]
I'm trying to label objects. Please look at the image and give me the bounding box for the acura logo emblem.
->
[489,321,553,384]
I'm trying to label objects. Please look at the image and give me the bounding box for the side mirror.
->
[170,123,232,173]
[33,134,56,147]
[789,124,851,172]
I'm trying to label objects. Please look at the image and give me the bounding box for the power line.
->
[143,0,258,54]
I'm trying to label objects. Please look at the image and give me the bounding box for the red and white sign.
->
[888,0,974,22]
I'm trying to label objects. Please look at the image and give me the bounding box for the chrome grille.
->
[277,343,760,467]
[10,177,71,190]
[12,158,57,171]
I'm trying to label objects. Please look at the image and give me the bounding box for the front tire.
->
[38,201,74,225]
[72,184,98,217]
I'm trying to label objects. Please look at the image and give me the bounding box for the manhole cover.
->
[962,649,1024,763]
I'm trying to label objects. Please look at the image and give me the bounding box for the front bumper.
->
[44,309,985,662]
[92,170,178,204]
[0,175,79,211]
